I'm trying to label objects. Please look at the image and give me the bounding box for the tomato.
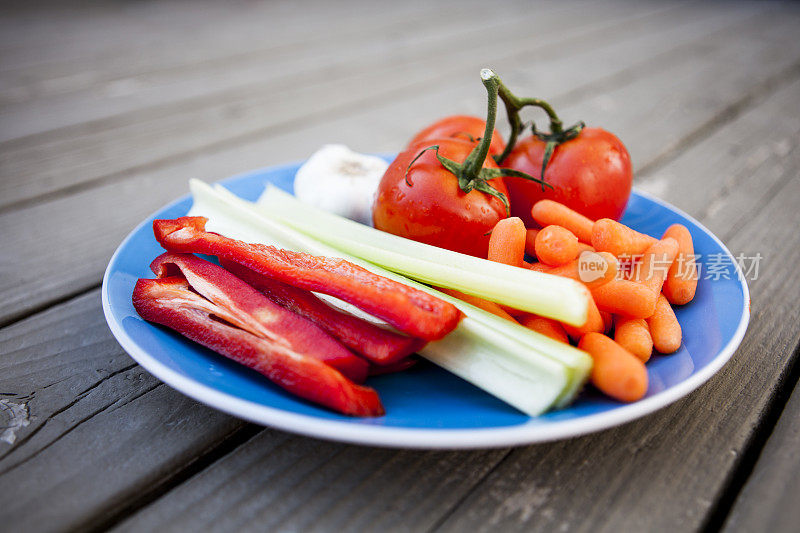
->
[373,138,508,257]
[408,115,506,157]
[503,127,632,224]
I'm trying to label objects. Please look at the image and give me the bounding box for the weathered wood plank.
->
[0,0,422,71]
[0,0,500,139]
[721,373,800,533]
[113,434,509,533]
[0,291,248,532]
[1,3,794,327]
[112,76,800,533]
[0,0,668,205]
[430,79,800,533]
[1,4,799,531]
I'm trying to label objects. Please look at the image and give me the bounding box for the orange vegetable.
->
[531,252,619,289]
[577,242,595,255]
[591,279,657,318]
[579,333,648,402]
[488,217,526,268]
[591,218,657,258]
[517,314,569,343]
[528,262,549,272]
[436,287,517,323]
[600,311,614,333]
[531,199,594,243]
[647,294,682,354]
[562,294,605,340]
[614,317,653,362]
[529,252,618,289]
[662,224,698,305]
[633,237,679,295]
[524,228,540,257]
[535,225,580,266]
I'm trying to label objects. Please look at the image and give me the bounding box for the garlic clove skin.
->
[293,144,388,226]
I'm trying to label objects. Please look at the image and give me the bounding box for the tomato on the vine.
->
[373,138,508,257]
[408,115,506,157]
[503,128,632,224]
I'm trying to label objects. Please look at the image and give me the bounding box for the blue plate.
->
[102,159,749,448]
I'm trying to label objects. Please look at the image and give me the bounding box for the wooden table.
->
[1,1,799,531]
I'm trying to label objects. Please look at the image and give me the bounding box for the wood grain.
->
[0,2,799,531]
[2,4,796,326]
[0,291,248,532]
[432,77,800,533]
[116,65,800,533]
[722,374,800,533]
[0,0,671,208]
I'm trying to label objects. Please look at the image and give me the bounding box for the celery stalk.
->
[255,185,589,327]
[188,179,591,413]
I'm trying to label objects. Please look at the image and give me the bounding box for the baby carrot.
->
[600,311,614,333]
[591,279,658,318]
[535,225,580,266]
[488,217,526,268]
[528,262,549,273]
[647,294,682,354]
[524,228,540,257]
[577,242,595,255]
[562,293,605,340]
[634,237,679,295]
[528,252,618,289]
[579,333,648,402]
[662,224,698,305]
[517,314,570,343]
[591,218,657,258]
[436,287,517,323]
[531,200,594,244]
[614,316,653,362]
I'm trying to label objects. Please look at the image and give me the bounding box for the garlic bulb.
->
[293,144,388,226]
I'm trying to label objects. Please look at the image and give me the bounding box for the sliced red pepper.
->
[150,253,368,383]
[153,217,461,340]
[132,277,383,417]
[220,259,425,365]
[368,356,420,377]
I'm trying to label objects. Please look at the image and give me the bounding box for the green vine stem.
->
[493,74,585,187]
[405,69,550,215]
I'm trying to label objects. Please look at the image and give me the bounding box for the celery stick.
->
[189,179,591,413]
[204,180,591,407]
[256,185,588,327]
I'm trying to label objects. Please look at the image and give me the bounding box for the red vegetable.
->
[368,357,420,376]
[373,138,509,257]
[504,128,633,224]
[150,253,368,382]
[407,115,505,156]
[133,276,384,416]
[153,217,461,341]
[492,74,632,224]
[221,259,425,365]
[373,70,546,257]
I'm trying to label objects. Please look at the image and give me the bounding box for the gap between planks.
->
[702,341,800,532]
[104,73,800,533]
[2,21,798,332]
[0,1,704,213]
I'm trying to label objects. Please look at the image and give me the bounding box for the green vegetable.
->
[256,184,589,327]
[188,179,592,413]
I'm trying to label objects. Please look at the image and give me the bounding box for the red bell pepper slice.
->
[132,277,384,417]
[368,357,420,376]
[150,253,368,383]
[153,217,461,341]
[220,259,425,365]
